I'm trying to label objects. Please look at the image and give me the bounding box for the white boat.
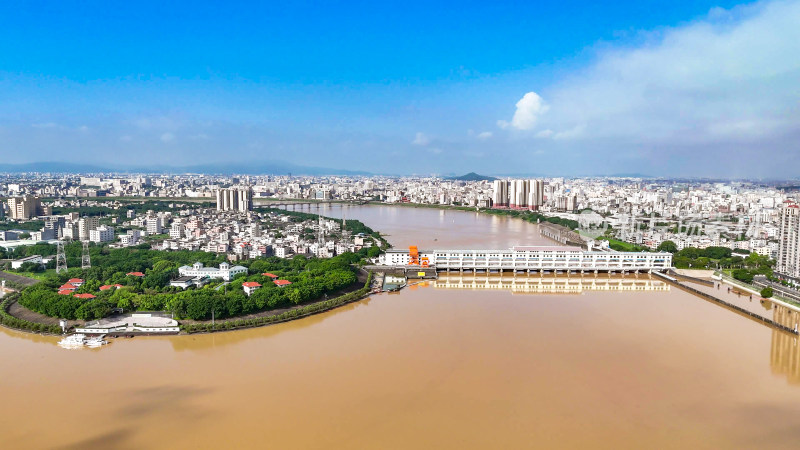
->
[58,334,87,349]
[85,336,108,348]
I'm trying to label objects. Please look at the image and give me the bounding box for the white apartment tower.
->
[777,201,800,278]
[492,180,508,207]
[170,222,185,239]
[492,179,544,210]
[216,187,253,212]
[528,180,544,210]
[146,217,163,235]
[78,216,100,241]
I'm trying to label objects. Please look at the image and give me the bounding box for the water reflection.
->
[434,273,669,294]
[167,296,373,352]
[771,305,800,384]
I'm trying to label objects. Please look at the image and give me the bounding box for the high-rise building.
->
[216,187,252,212]
[170,222,185,239]
[6,195,47,220]
[493,179,544,209]
[510,180,529,209]
[777,201,800,278]
[146,217,163,235]
[567,194,578,212]
[492,180,509,207]
[528,180,544,210]
[45,217,66,238]
[78,216,100,241]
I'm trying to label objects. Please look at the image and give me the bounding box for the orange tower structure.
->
[409,246,419,265]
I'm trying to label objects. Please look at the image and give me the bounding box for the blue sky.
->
[1,0,798,177]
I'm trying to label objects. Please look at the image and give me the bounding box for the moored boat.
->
[58,334,87,349]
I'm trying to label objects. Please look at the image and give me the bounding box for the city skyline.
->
[2,0,799,177]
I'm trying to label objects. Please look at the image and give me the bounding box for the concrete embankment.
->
[654,272,798,335]
[666,269,714,287]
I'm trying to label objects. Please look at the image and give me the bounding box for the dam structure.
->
[376,246,673,274]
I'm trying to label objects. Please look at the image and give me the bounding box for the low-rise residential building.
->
[177,262,248,281]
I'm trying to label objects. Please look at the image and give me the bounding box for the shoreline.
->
[0,202,575,339]
[1,202,644,340]
[1,271,375,338]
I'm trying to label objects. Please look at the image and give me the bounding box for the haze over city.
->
[2,0,799,177]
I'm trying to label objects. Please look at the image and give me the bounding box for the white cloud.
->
[498,91,549,130]
[476,131,493,140]
[160,132,175,142]
[515,0,800,150]
[412,132,430,146]
[553,125,586,140]
[77,125,89,132]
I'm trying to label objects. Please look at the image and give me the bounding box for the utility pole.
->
[56,240,68,274]
[81,241,91,270]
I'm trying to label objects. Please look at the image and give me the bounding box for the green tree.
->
[732,269,754,284]
[760,287,774,298]
[656,240,678,253]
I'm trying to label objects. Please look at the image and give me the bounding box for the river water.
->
[2,204,800,449]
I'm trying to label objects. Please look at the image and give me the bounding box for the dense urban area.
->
[2,172,800,333]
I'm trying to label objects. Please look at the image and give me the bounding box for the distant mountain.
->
[448,172,497,181]
[0,161,371,176]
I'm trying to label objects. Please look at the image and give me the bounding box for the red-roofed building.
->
[273,279,292,287]
[99,284,123,291]
[58,289,73,295]
[67,278,85,287]
[73,293,96,299]
[262,272,279,279]
[59,284,78,292]
[127,272,145,277]
[242,281,262,296]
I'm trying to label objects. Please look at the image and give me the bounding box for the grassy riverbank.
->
[0,292,62,335]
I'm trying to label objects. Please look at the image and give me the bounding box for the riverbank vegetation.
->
[655,240,776,282]
[0,292,62,334]
[17,247,363,321]
[181,272,372,334]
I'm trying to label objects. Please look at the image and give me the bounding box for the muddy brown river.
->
[2,205,800,449]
